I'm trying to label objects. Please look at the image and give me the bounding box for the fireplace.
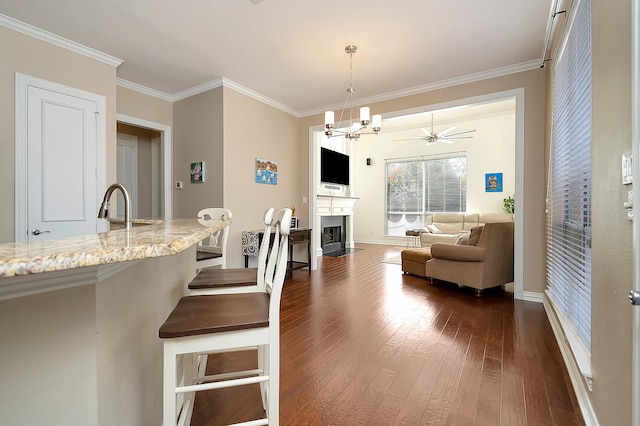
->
[321,215,346,254]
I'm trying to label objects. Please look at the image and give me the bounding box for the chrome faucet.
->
[98,183,132,231]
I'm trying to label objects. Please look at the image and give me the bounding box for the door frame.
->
[308,88,525,300]
[631,0,640,422]
[14,73,107,241]
[116,114,172,219]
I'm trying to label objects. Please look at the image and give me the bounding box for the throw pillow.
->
[456,233,470,245]
[427,224,442,234]
[468,226,484,246]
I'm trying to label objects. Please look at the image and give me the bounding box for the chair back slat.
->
[264,208,292,318]
[255,208,275,291]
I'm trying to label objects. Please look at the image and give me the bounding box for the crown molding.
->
[0,13,122,67]
[117,78,173,102]
[171,77,300,117]
[301,59,541,118]
[171,77,224,102]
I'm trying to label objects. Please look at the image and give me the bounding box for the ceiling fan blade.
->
[420,127,432,137]
[437,126,457,137]
[441,135,474,140]
[444,129,476,137]
[425,141,437,146]
[438,139,455,144]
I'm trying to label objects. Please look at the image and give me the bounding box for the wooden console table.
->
[242,228,312,277]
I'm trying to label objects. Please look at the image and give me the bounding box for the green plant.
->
[503,195,515,214]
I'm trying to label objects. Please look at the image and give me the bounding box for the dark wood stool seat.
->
[196,251,222,262]
[159,293,270,338]
[188,267,258,290]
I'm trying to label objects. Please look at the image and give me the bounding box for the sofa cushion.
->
[431,212,465,234]
[468,226,484,246]
[478,212,513,224]
[456,233,470,245]
[427,224,442,233]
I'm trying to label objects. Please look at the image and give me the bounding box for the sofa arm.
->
[430,243,486,262]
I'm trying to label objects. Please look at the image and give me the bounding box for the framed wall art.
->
[255,158,278,185]
[190,161,205,183]
[485,172,503,192]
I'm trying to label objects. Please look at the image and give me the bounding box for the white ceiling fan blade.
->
[444,129,476,137]
[425,141,437,146]
[437,126,457,137]
[438,139,455,144]
[420,127,432,136]
[442,135,474,140]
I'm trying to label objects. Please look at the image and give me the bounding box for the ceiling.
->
[0,0,551,117]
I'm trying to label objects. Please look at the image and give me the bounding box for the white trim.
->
[116,114,173,219]
[0,13,122,67]
[302,60,539,118]
[117,61,539,123]
[522,291,544,303]
[116,78,173,102]
[544,293,599,426]
[14,72,107,241]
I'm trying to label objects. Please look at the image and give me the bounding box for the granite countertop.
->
[0,218,230,278]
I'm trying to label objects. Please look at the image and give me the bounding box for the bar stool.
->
[188,208,275,296]
[196,208,232,271]
[159,207,291,426]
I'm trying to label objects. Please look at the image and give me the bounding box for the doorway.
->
[116,114,173,219]
[308,89,525,299]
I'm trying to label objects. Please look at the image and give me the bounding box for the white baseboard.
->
[522,290,544,303]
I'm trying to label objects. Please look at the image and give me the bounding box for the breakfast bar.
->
[0,218,229,425]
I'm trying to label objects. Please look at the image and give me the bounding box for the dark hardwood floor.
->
[191,243,584,425]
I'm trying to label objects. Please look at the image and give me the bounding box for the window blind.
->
[386,155,466,236]
[546,0,592,351]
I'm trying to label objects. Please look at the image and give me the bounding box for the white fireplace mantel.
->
[316,195,359,256]
[316,194,359,217]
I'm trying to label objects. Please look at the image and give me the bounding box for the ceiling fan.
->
[394,114,476,145]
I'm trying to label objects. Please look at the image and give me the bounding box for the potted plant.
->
[503,195,515,214]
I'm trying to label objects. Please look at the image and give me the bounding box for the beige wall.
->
[116,85,173,126]
[0,26,117,243]
[172,87,224,218]
[222,88,301,268]
[590,0,633,423]
[299,68,547,294]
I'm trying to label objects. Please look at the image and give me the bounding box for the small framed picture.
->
[191,161,205,183]
[485,172,503,192]
[290,217,299,229]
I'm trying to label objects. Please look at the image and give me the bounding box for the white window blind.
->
[386,155,466,236]
[546,0,592,356]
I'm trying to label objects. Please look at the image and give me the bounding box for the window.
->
[546,0,592,375]
[386,155,466,236]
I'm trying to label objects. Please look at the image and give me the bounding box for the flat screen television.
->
[320,147,350,186]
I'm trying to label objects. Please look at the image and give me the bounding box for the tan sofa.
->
[426,221,514,296]
[419,212,513,247]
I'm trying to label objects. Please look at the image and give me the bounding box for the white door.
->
[151,137,161,218]
[117,133,138,218]
[16,74,106,242]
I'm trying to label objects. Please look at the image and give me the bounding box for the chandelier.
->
[324,45,382,140]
